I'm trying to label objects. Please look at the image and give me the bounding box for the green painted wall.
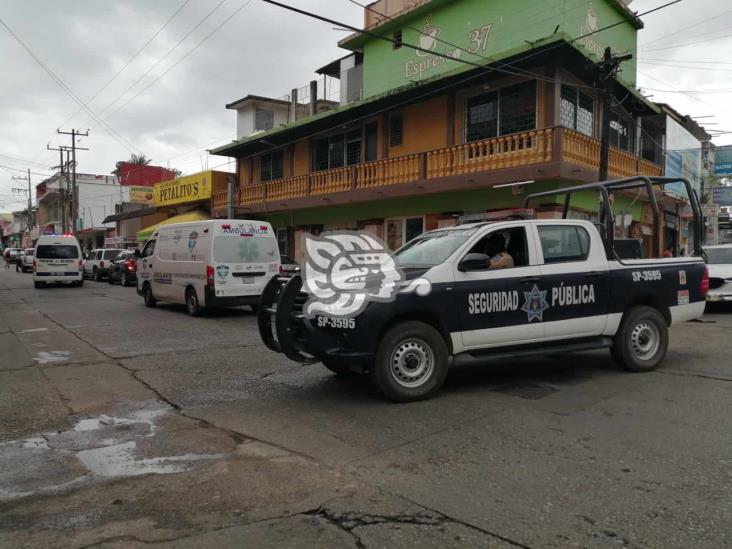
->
[361,0,638,98]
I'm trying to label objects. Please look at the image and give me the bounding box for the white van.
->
[33,235,84,288]
[137,219,280,315]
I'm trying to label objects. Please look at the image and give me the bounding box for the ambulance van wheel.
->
[612,306,668,372]
[142,283,157,308]
[34,281,44,289]
[321,357,352,376]
[372,321,448,402]
[185,287,203,316]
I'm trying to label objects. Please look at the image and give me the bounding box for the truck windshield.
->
[213,236,278,264]
[395,230,474,267]
[36,245,79,259]
[704,248,732,264]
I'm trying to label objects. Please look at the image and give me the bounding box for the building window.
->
[393,30,403,50]
[465,81,537,142]
[389,114,403,146]
[608,112,634,152]
[560,85,595,137]
[385,217,424,250]
[260,150,284,182]
[254,108,274,132]
[312,130,362,171]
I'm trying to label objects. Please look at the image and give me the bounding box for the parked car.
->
[280,255,300,276]
[33,235,83,288]
[108,250,138,287]
[704,244,732,302]
[17,248,35,272]
[137,219,280,316]
[4,248,21,261]
[83,248,124,281]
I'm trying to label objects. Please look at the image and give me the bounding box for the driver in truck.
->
[487,233,514,269]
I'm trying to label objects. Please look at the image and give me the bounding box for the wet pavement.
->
[0,268,731,548]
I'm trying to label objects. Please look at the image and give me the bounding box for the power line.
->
[641,61,732,73]
[102,0,253,122]
[0,15,141,155]
[54,0,192,131]
[643,29,732,53]
[89,0,229,123]
[641,8,732,48]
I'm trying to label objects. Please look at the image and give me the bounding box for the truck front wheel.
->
[612,306,668,372]
[372,321,449,402]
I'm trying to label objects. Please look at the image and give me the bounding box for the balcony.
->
[213,127,663,214]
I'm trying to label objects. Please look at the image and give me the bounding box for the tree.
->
[112,154,152,176]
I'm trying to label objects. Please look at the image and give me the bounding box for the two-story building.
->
[212,0,668,262]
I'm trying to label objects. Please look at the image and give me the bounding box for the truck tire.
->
[142,283,157,308]
[185,287,203,316]
[121,272,129,287]
[34,281,43,289]
[321,357,352,376]
[371,321,449,402]
[612,306,668,372]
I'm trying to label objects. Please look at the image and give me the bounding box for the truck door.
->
[454,226,545,350]
[533,223,610,338]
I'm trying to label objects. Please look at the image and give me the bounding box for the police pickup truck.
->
[258,177,709,402]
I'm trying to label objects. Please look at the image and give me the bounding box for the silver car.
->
[18,248,35,272]
[704,244,732,302]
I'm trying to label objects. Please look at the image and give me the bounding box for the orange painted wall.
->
[293,140,310,176]
[389,95,449,156]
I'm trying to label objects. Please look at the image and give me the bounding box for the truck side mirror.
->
[458,253,492,272]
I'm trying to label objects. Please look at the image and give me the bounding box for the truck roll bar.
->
[523,176,703,258]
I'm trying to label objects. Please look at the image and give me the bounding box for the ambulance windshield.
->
[395,230,474,267]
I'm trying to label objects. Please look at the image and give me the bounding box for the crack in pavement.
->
[656,370,732,383]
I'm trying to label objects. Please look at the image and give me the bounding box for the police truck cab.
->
[259,177,709,401]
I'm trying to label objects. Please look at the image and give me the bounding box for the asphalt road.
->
[0,267,730,548]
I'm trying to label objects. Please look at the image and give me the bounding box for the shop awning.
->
[103,206,159,224]
[136,210,209,242]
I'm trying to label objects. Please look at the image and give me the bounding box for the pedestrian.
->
[4,251,10,270]
[679,248,686,257]
[663,245,674,258]
[15,254,21,272]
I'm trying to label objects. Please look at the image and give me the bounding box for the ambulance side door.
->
[453,225,545,351]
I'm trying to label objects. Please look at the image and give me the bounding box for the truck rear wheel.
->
[185,287,203,316]
[372,321,448,402]
[612,306,668,372]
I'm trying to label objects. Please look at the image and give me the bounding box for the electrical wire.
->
[89,0,229,123]
[641,8,732,48]
[0,16,141,155]
[101,0,253,123]
[54,0,192,131]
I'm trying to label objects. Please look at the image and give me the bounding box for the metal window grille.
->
[260,151,283,182]
[560,85,594,137]
[393,30,403,50]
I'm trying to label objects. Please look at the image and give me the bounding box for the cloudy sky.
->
[0,0,730,210]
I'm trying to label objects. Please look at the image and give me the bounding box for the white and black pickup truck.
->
[259,177,709,402]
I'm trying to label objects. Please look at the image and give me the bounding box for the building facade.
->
[210,0,698,262]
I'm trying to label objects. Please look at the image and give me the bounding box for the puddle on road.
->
[33,351,71,364]
[0,403,230,501]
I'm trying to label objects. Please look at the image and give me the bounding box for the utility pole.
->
[595,47,633,181]
[48,144,74,233]
[57,129,89,234]
[11,170,32,232]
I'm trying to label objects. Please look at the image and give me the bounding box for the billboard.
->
[714,145,732,176]
[154,172,212,207]
[712,186,732,206]
[129,185,155,205]
[664,117,702,198]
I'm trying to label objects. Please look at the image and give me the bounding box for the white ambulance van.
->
[137,219,280,315]
[33,234,84,288]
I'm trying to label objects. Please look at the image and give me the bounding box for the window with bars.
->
[260,150,283,182]
[560,85,595,137]
[254,108,274,132]
[393,30,403,49]
[465,81,536,142]
[389,115,403,146]
[609,112,634,152]
[312,130,363,172]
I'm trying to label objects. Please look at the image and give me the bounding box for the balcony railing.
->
[214,127,663,210]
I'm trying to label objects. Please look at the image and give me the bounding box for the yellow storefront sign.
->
[154,171,213,207]
[129,185,155,205]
